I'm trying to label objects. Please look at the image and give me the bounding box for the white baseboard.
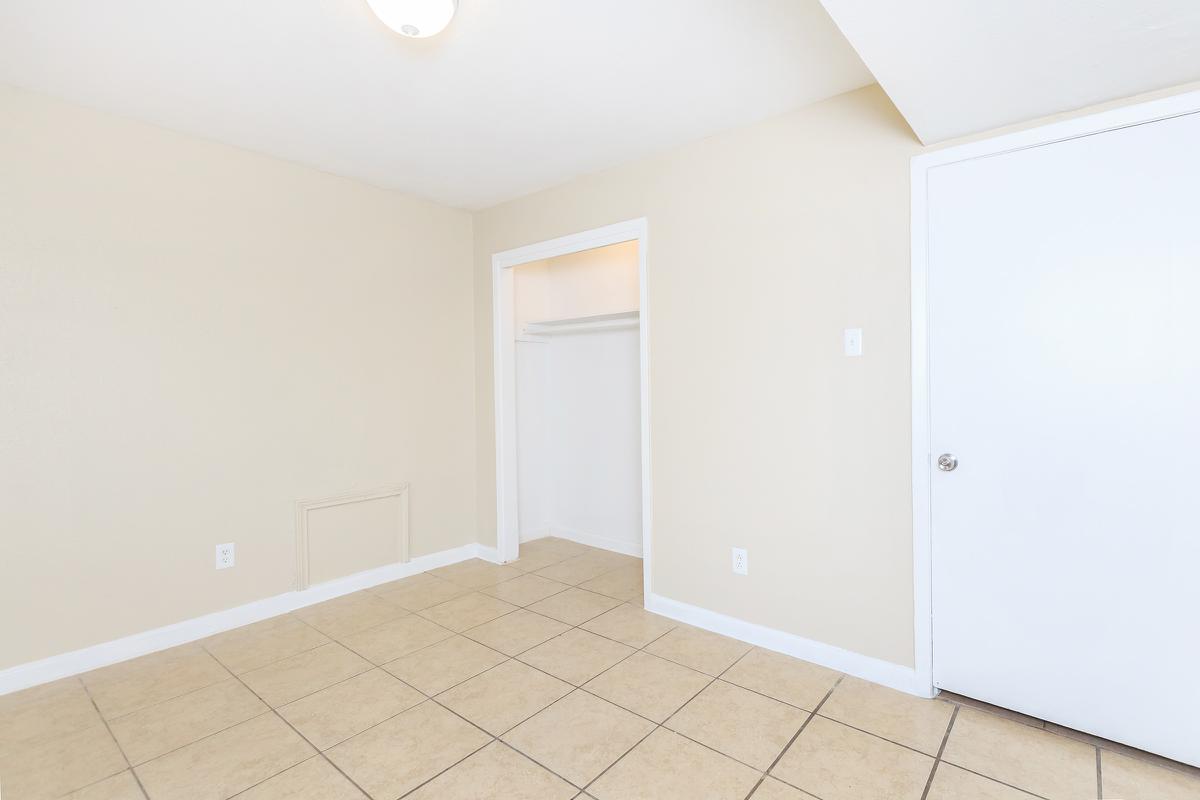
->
[0,542,488,696]
[644,592,932,699]
[475,544,502,564]
[555,527,643,558]
[518,527,553,545]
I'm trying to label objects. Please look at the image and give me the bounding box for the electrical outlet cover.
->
[216,543,236,570]
[731,547,748,575]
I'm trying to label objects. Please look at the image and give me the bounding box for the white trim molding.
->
[0,542,489,696]
[910,87,1200,701]
[645,593,929,698]
[554,527,643,558]
[491,218,652,602]
[294,483,410,591]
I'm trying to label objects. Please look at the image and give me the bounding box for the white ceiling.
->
[819,0,1200,143]
[0,0,873,209]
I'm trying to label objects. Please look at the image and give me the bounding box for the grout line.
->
[919,703,959,800]
[750,677,846,800]
[742,778,767,799]
[577,625,726,795]
[933,763,1055,800]
[225,754,326,799]
[579,716,660,796]
[387,709,500,798]
[738,677,844,800]
[716,645,756,679]
[103,672,244,725]
[215,638,332,678]
[218,652,376,800]
[119,709,282,772]
[492,737,588,791]
[811,712,952,761]
[77,679,152,800]
[769,675,843,774]
[241,652,377,710]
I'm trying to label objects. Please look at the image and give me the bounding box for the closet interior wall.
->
[513,241,642,555]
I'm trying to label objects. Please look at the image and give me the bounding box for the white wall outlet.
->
[215,543,236,570]
[731,547,748,576]
[844,328,863,357]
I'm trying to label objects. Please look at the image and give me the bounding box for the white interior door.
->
[928,110,1200,766]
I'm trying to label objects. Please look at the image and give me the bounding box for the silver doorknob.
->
[937,454,958,472]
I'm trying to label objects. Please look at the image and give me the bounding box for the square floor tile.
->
[1101,750,1200,800]
[583,651,711,723]
[0,678,102,751]
[0,723,127,800]
[431,559,524,589]
[278,668,424,750]
[819,676,954,755]
[109,678,266,764]
[239,643,372,707]
[535,556,621,586]
[749,777,816,799]
[383,635,508,696]
[575,550,641,572]
[371,574,471,611]
[204,615,330,674]
[82,645,232,719]
[481,573,571,606]
[940,708,1097,800]
[721,649,840,711]
[521,538,591,558]
[135,713,313,800]
[405,741,578,800]
[437,660,572,736]
[771,715,933,800]
[503,690,654,787]
[589,728,760,800]
[419,592,519,632]
[518,629,635,686]
[580,604,676,648]
[463,609,571,657]
[294,593,408,640]
[925,763,1039,800]
[63,771,145,800]
[507,549,576,573]
[339,614,453,664]
[325,701,490,800]
[643,625,751,676]
[666,680,807,770]
[527,588,622,626]
[578,566,643,602]
[236,756,367,800]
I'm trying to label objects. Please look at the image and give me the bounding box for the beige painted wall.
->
[0,85,477,669]
[474,85,923,667]
[10,75,1187,676]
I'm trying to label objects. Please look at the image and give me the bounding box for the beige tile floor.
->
[2,537,1198,800]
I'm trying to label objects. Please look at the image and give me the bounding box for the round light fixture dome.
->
[365,0,458,38]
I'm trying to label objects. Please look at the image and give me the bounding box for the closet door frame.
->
[491,218,651,596]
[910,88,1200,700]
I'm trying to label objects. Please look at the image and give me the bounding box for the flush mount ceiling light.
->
[365,0,458,38]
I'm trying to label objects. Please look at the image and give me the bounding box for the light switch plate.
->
[844,328,863,357]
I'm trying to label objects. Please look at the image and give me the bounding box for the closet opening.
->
[492,219,650,601]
